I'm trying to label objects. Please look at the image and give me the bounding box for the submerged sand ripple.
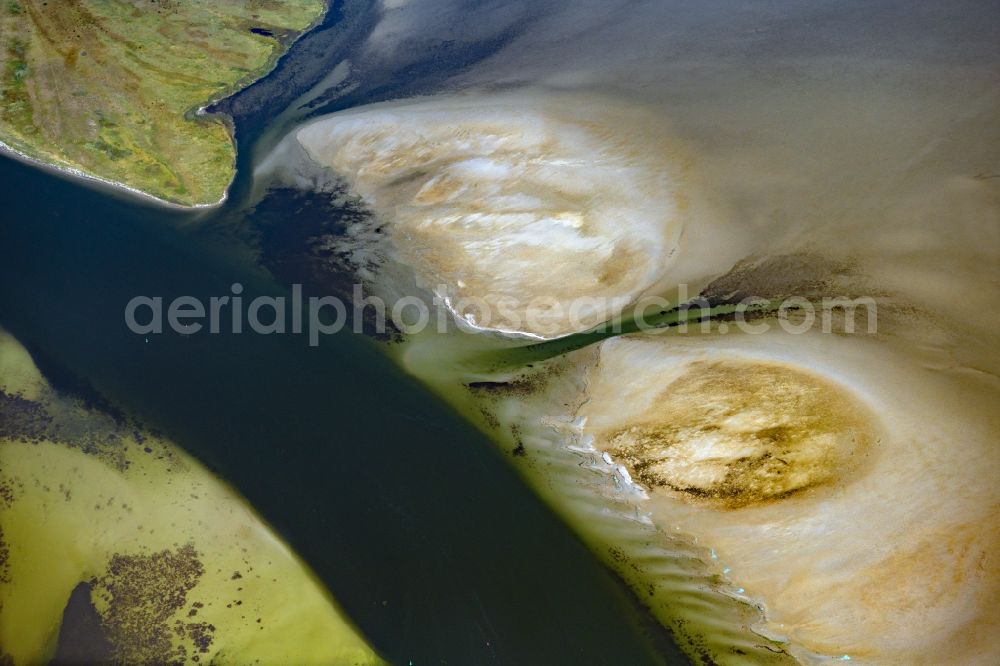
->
[294,94,684,338]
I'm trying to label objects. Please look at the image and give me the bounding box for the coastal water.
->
[0,3,681,664]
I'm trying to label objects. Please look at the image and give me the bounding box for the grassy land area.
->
[0,0,325,206]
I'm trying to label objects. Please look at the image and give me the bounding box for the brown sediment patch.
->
[858,521,997,618]
[0,526,9,587]
[510,424,527,457]
[0,390,54,441]
[0,388,134,470]
[477,406,500,430]
[50,582,114,665]
[781,517,1000,660]
[90,543,213,664]
[700,253,864,305]
[465,359,569,398]
[253,185,400,341]
[0,476,17,507]
[599,360,875,508]
[466,363,570,443]
[0,346,181,471]
[466,378,538,396]
[0,472,19,599]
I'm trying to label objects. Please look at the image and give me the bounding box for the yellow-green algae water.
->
[0,328,383,665]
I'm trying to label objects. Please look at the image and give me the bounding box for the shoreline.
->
[0,1,333,213]
[0,139,228,211]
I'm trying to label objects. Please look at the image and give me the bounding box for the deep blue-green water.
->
[0,3,682,663]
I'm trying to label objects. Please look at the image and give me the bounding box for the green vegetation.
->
[0,0,326,205]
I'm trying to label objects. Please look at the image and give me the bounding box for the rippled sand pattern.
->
[295,95,682,338]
